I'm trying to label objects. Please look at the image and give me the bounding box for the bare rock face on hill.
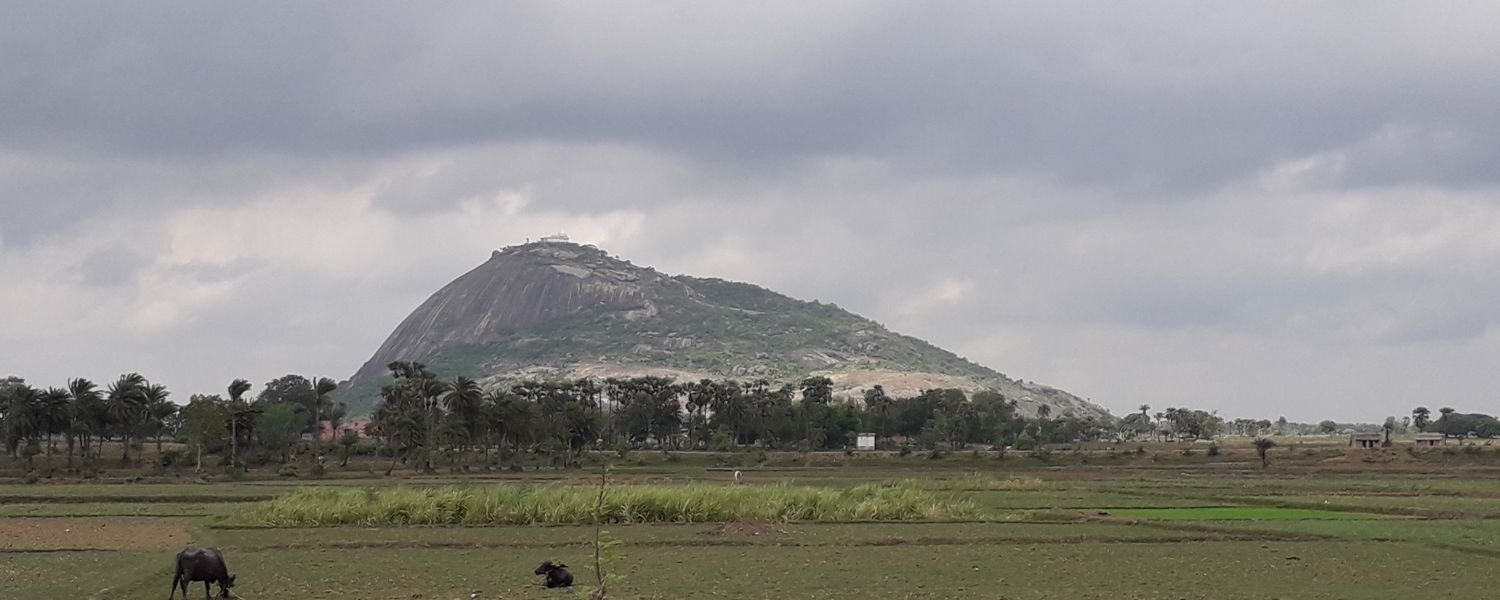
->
[341,241,1108,419]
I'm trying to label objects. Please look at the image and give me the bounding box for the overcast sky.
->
[4,2,1498,421]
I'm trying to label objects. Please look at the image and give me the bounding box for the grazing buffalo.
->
[534,561,574,588]
[169,547,236,599]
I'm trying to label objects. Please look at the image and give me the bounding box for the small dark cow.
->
[534,561,574,588]
[169,547,236,599]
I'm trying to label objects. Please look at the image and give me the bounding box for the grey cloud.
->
[76,246,151,287]
[7,3,1500,196]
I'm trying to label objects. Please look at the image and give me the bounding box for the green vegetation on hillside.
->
[336,243,1104,418]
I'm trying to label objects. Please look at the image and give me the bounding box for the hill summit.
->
[341,241,1108,418]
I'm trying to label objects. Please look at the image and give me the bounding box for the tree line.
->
[1410,406,1500,439]
[0,373,341,472]
[362,361,1117,472]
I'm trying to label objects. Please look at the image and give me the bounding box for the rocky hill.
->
[340,241,1109,419]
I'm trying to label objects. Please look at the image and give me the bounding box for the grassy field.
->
[5,439,1500,599]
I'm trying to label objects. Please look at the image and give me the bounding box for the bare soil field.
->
[0,517,192,551]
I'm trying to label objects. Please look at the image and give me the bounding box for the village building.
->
[319,419,371,441]
[1348,432,1384,449]
[1413,433,1446,447]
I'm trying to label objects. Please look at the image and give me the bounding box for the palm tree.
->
[417,377,451,472]
[2,384,42,459]
[1253,438,1277,468]
[1139,404,1150,418]
[865,385,892,447]
[40,387,72,456]
[443,376,483,466]
[310,377,339,460]
[1036,404,1052,421]
[105,373,147,463]
[226,379,257,469]
[67,379,104,460]
[143,384,175,454]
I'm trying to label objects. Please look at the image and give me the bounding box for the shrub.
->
[1013,435,1037,451]
[927,449,946,460]
[1207,444,1221,457]
[158,448,189,468]
[22,471,41,484]
[897,445,913,457]
[277,465,299,478]
[709,431,734,453]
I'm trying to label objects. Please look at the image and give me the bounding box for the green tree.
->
[226,379,258,470]
[256,404,301,463]
[142,383,175,454]
[39,387,72,457]
[2,382,41,457]
[309,377,339,461]
[105,373,148,463]
[257,374,316,408]
[443,376,483,464]
[337,430,360,467]
[181,395,228,472]
[863,385,893,446]
[67,378,106,462]
[1317,420,1338,435]
[1412,407,1431,431]
[1254,437,1277,468]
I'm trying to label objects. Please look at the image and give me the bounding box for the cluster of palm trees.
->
[1119,404,1227,441]
[0,373,175,467]
[1,372,348,472]
[368,362,825,473]
[365,361,1115,473]
[5,362,1125,474]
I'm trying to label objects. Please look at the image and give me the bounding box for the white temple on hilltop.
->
[539,232,570,243]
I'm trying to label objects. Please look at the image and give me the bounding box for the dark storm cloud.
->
[7,2,1499,210]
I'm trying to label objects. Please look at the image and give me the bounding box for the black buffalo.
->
[169,547,236,599]
[534,560,574,588]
